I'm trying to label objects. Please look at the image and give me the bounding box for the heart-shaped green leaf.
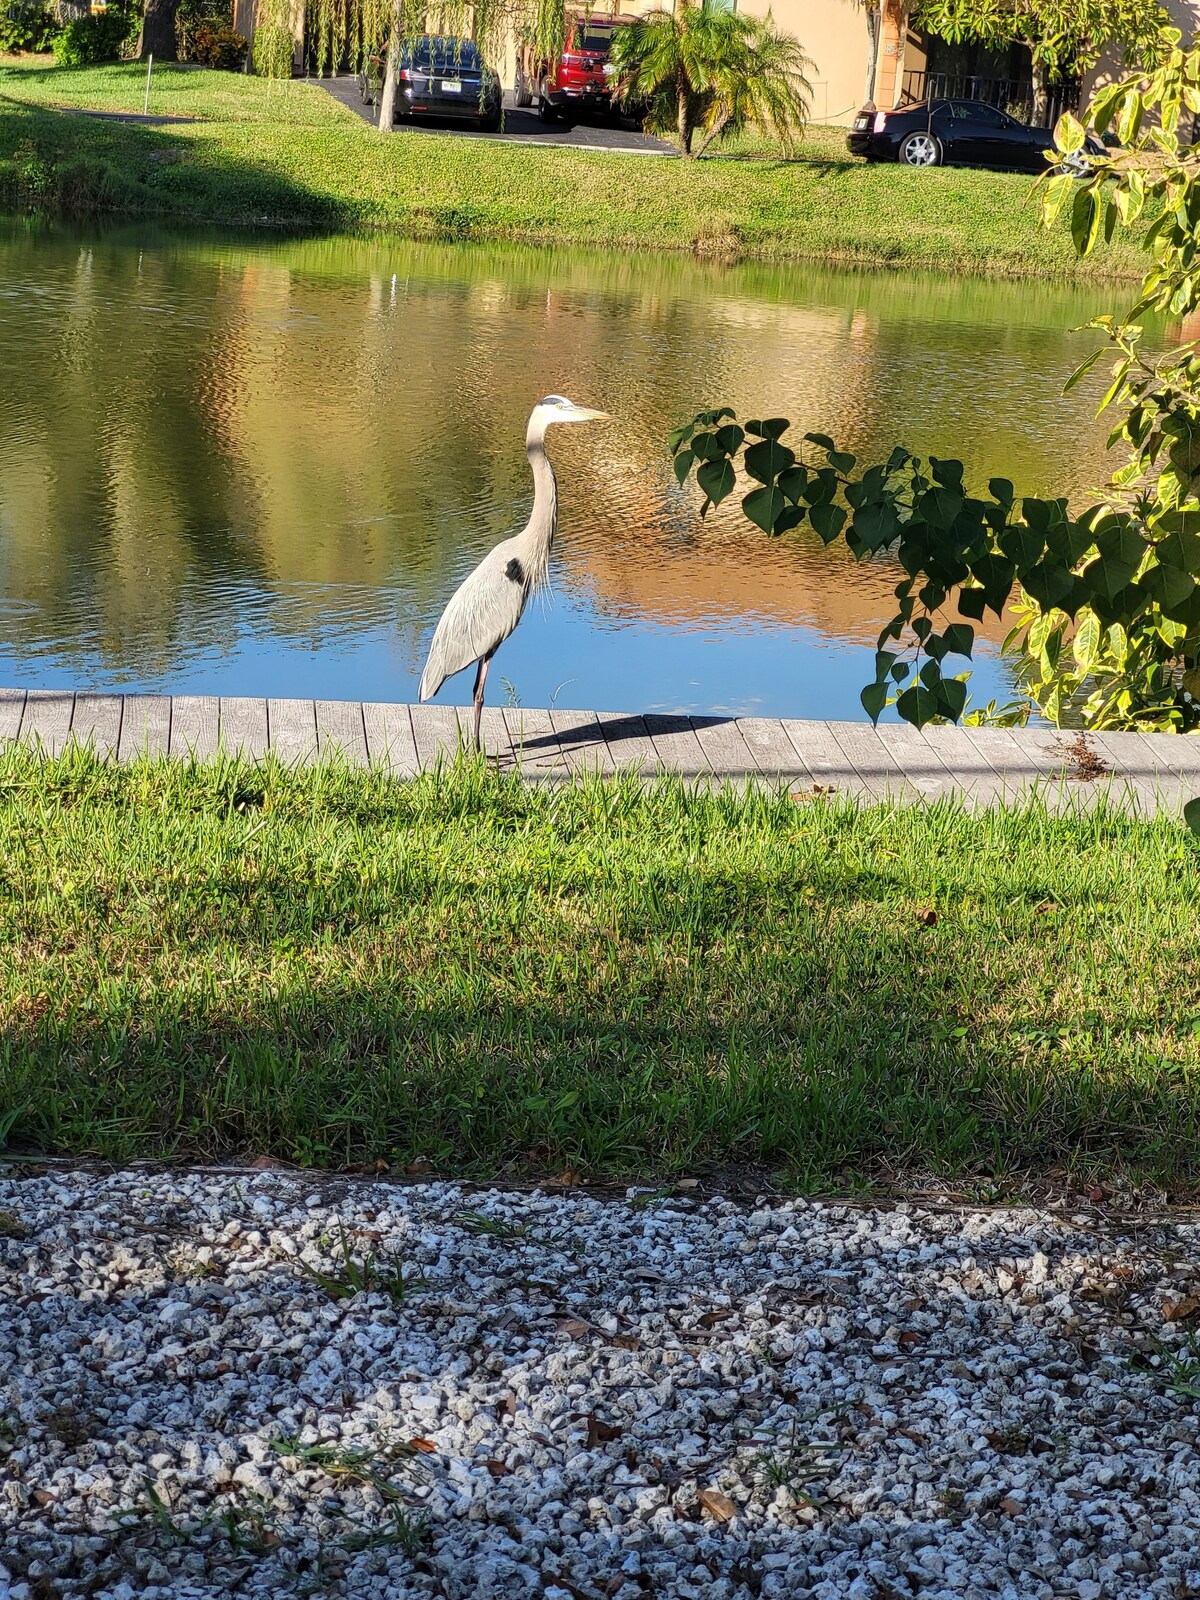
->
[745,438,796,484]
[742,484,786,533]
[810,503,846,543]
[861,681,889,722]
[697,456,735,507]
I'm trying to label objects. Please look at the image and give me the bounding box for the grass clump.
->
[0,60,1144,279]
[1,744,1199,1193]
[294,1223,417,1304]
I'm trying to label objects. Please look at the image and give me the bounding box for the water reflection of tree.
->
[0,225,1118,681]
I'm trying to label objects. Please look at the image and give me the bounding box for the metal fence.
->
[900,69,1079,128]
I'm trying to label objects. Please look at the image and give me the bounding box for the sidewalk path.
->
[3,688,1199,812]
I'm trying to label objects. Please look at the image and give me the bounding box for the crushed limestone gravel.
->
[1,1169,1199,1599]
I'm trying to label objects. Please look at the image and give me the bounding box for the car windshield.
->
[404,38,483,71]
[572,24,616,51]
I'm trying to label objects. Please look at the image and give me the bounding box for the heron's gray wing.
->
[418,550,527,701]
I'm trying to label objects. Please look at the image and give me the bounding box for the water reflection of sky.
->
[0,580,1014,721]
[0,222,1123,721]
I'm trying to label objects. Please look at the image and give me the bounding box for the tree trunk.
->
[139,0,179,61]
[693,109,731,160]
[378,0,406,133]
[1031,59,1050,126]
[863,5,881,107]
[677,69,694,157]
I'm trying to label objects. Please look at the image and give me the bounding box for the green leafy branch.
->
[670,408,1200,728]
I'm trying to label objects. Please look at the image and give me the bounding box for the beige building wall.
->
[738,0,871,125]
[1080,0,1200,103]
[609,0,894,123]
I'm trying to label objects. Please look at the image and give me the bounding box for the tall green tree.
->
[911,0,1170,122]
[609,0,812,159]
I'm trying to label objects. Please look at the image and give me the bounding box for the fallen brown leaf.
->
[609,1333,641,1351]
[915,907,938,928]
[482,1459,509,1479]
[409,1438,437,1454]
[31,1490,58,1506]
[699,1309,734,1329]
[554,1317,592,1339]
[698,1487,737,1523]
[556,1168,583,1187]
[998,1496,1024,1516]
[898,1329,922,1350]
[586,1414,622,1448]
[1163,1295,1200,1322]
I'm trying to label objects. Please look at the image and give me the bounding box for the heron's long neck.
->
[515,425,557,589]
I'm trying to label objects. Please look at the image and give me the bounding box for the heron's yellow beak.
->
[575,407,611,422]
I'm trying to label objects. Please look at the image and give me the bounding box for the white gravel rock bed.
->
[1,1173,1199,1600]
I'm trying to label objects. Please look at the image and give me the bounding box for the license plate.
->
[854,116,870,129]
[442,80,462,93]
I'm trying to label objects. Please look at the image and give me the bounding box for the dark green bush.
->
[251,22,292,78]
[177,0,226,57]
[51,10,134,66]
[0,0,57,52]
[187,21,246,68]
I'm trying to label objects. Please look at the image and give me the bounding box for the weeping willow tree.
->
[304,0,579,87]
[305,0,389,74]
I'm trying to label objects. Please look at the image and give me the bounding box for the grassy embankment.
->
[1,746,1198,1194]
[0,59,1144,278]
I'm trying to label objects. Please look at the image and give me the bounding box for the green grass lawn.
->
[2,745,1198,1194]
[0,59,1144,279]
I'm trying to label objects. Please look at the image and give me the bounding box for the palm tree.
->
[610,0,812,160]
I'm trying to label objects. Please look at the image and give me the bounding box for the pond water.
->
[0,220,1126,720]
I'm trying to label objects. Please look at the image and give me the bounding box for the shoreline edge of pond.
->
[3,687,1198,813]
[0,61,1146,282]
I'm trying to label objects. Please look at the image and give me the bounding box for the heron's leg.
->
[472,655,492,754]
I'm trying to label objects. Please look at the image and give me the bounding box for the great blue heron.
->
[418,395,610,751]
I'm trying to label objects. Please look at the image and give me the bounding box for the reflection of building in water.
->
[0,229,1112,685]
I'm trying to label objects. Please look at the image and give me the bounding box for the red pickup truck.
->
[514,13,629,124]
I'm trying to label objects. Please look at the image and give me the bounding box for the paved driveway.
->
[321,73,676,154]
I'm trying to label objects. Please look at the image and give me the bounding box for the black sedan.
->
[847,98,1092,173]
[361,37,502,131]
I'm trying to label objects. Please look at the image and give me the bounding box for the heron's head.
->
[533,395,610,430]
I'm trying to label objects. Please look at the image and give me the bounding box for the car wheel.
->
[513,65,532,108]
[479,109,501,133]
[537,84,557,123]
[899,130,942,167]
[1054,149,1091,179]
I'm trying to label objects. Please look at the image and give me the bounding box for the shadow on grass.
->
[2,915,1195,1192]
[0,94,352,229]
[0,743,1195,1191]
